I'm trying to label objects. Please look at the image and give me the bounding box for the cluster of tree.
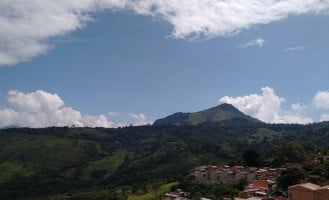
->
[241,139,328,168]
[242,142,329,197]
[174,176,239,199]
[0,119,328,199]
[272,160,329,197]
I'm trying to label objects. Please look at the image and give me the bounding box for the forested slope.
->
[0,120,329,199]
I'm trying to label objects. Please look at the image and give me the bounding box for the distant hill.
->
[153,103,261,125]
[1,121,329,199]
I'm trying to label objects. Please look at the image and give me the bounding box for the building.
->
[288,182,329,200]
[235,198,287,200]
[243,180,272,198]
[190,165,289,199]
[316,186,329,200]
[190,165,283,185]
[161,189,190,200]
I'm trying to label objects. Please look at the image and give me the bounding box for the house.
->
[161,189,190,200]
[255,168,285,181]
[191,165,220,182]
[235,197,287,200]
[243,180,272,198]
[316,186,329,200]
[190,165,282,185]
[243,189,261,198]
[235,196,287,200]
[288,182,329,200]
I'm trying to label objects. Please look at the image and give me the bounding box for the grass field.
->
[128,182,178,200]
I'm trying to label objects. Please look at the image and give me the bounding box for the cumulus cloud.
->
[0,90,112,128]
[291,103,308,112]
[129,0,329,39]
[220,87,283,123]
[2,0,329,66]
[0,90,150,128]
[0,90,83,128]
[7,90,64,113]
[219,87,313,124]
[313,91,329,109]
[108,112,119,117]
[107,112,152,126]
[129,113,153,126]
[239,38,265,48]
[0,0,125,66]
[81,115,113,127]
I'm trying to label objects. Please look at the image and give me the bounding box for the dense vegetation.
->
[0,119,329,199]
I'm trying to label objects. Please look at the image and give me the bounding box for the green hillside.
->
[0,120,329,199]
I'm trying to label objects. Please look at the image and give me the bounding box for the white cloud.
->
[219,87,313,124]
[291,103,307,112]
[129,0,329,39]
[220,87,283,123]
[320,113,329,121]
[0,90,77,127]
[0,90,83,128]
[239,38,265,48]
[276,114,313,124]
[0,0,126,66]
[0,90,151,128]
[2,0,329,66]
[313,91,329,109]
[108,112,152,126]
[81,114,113,127]
[108,112,119,117]
[7,90,64,113]
[129,113,153,126]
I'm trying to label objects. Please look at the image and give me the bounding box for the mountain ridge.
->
[153,103,261,125]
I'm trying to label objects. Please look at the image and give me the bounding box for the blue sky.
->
[1,0,329,127]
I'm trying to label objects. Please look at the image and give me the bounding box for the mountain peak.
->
[216,103,245,115]
[153,103,260,126]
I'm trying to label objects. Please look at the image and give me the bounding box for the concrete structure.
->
[316,186,329,200]
[288,183,329,200]
[161,189,190,200]
[243,180,272,198]
[190,165,282,185]
[235,198,287,200]
[190,165,289,199]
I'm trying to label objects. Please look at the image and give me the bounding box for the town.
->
[161,164,329,200]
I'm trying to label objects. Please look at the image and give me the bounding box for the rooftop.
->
[319,185,329,190]
[289,182,321,191]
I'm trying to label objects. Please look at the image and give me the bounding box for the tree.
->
[276,168,306,192]
[269,141,307,166]
[242,149,259,167]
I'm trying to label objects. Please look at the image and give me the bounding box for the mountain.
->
[153,103,261,125]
